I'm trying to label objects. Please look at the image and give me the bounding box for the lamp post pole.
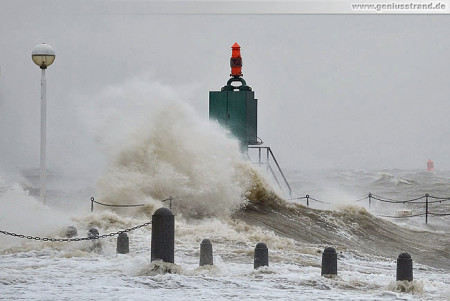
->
[40,67,47,204]
[32,43,55,205]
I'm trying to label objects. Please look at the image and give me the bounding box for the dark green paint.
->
[209,89,258,147]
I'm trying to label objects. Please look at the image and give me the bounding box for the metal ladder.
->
[247,146,292,198]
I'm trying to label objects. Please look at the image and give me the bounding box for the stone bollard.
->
[117,232,129,254]
[151,207,174,263]
[321,247,337,277]
[87,228,102,253]
[396,252,413,281]
[65,226,77,238]
[88,228,99,239]
[199,239,213,266]
[254,242,269,269]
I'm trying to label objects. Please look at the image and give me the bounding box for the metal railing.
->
[248,146,292,198]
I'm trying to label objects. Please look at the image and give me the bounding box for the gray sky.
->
[1,1,449,175]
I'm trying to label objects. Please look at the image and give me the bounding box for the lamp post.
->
[32,43,55,204]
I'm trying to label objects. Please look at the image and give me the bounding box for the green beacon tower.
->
[209,43,258,149]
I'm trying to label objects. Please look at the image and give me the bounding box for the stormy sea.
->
[1,103,449,300]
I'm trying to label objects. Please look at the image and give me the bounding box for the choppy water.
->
[0,167,448,300]
[0,101,449,300]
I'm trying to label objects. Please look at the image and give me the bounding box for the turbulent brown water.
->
[234,199,449,270]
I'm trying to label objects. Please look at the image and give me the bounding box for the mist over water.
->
[0,181,72,249]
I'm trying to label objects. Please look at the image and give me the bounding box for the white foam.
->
[0,182,72,249]
[93,84,260,217]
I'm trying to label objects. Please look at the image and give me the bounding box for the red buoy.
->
[427,159,434,171]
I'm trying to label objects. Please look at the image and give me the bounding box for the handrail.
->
[267,147,292,197]
[248,146,292,197]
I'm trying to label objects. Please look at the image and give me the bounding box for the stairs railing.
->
[247,146,292,198]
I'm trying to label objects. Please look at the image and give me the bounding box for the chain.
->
[308,196,332,204]
[0,221,152,242]
[161,196,174,203]
[429,212,450,216]
[428,195,450,201]
[91,196,174,208]
[352,195,369,203]
[91,197,145,208]
[377,213,427,218]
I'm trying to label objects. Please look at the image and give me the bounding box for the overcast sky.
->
[1,1,449,176]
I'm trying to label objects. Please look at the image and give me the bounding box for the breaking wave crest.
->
[96,100,283,218]
[374,172,414,186]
